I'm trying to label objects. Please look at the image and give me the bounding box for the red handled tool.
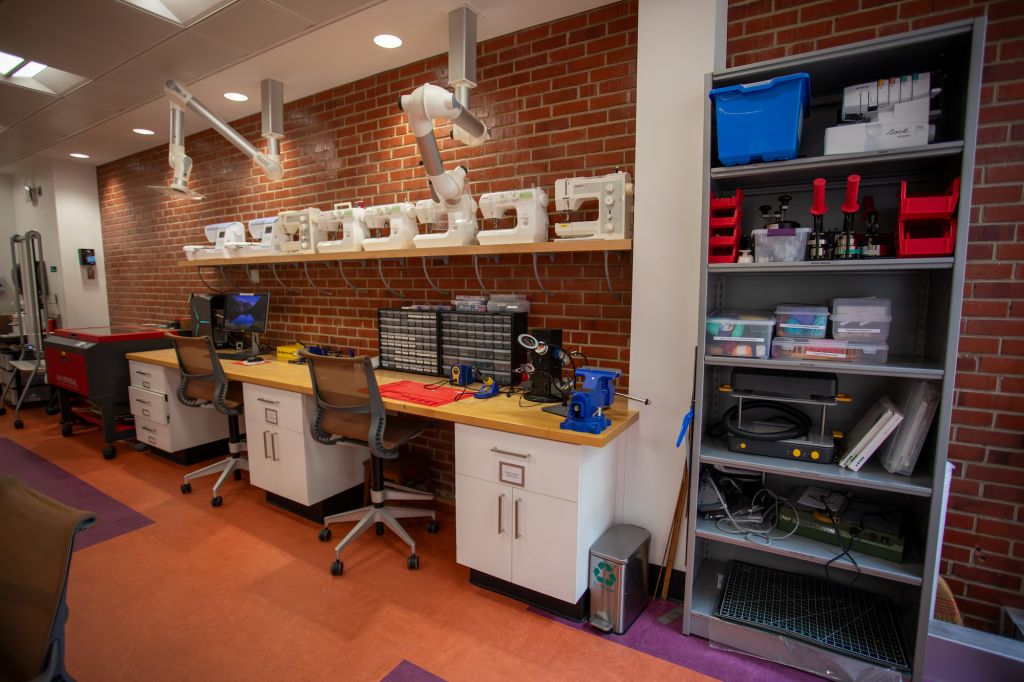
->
[810,178,827,260]
[840,174,861,259]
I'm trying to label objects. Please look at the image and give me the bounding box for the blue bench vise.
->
[560,367,622,434]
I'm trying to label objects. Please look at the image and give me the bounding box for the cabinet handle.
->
[514,498,521,539]
[271,432,279,461]
[491,447,530,460]
[263,431,271,459]
[135,398,150,405]
[140,426,156,433]
[134,370,151,377]
[257,397,280,405]
[498,494,505,534]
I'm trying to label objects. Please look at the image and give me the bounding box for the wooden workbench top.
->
[126,349,639,447]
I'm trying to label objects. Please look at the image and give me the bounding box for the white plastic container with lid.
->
[771,337,889,365]
[831,297,892,342]
[774,304,829,338]
[706,310,776,359]
[752,227,811,262]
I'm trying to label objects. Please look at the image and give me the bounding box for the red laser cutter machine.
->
[44,326,174,460]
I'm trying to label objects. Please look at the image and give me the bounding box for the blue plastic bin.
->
[709,72,810,166]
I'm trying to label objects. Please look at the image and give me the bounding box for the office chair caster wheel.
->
[102,446,116,460]
[427,520,439,534]
[14,419,23,430]
[407,554,420,570]
[211,496,223,508]
[318,528,332,542]
[234,470,242,481]
[330,560,344,576]
[376,522,385,536]
[45,406,60,416]
[0,407,6,416]
[181,483,192,494]
[61,424,72,437]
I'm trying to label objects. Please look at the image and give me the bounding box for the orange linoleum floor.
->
[3,409,714,682]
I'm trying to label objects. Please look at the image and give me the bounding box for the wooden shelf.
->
[709,257,954,274]
[704,355,944,379]
[182,238,633,267]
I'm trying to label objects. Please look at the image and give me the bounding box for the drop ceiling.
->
[0,0,609,173]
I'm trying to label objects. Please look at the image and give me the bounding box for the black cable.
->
[708,400,812,441]
[819,494,861,587]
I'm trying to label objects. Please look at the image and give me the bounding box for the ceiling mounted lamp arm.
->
[154,79,284,200]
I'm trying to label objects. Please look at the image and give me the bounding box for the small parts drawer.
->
[454,425,581,502]
[128,386,169,424]
[135,418,172,453]
[129,361,169,394]
[242,383,304,433]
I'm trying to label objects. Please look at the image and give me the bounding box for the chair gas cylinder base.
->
[167,334,249,507]
[303,351,439,574]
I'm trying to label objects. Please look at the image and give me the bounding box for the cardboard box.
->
[824,120,929,155]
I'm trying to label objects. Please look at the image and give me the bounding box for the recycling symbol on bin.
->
[593,561,617,590]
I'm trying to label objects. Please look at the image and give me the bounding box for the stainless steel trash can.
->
[588,524,651,634]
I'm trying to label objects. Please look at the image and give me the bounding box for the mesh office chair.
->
[304,351,439,575]
[0,476,95,682]
[168,334,248,507]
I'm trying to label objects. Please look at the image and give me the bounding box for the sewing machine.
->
[317,202,370,253]
[183,222,246,260]
[223,217,282,257]
[554,171,633,240]
[413,195,479,247]
[560,367,622,434]
[362,202,418,251]
[275,207,324,254]
[478,188,549,245]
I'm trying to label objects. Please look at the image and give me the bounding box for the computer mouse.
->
[243,357,264,365]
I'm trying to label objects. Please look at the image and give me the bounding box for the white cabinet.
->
[128,361,229,453]
[242,383,368,506]
[454,424,623,606]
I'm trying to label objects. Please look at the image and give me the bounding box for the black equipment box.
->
[731,367,839,401]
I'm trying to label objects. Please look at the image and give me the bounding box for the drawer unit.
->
[440,311,527,386]
[455,426,581,502]
[129,360,170,394]
[128,385,169,424]
[244,383,304,433]
[135,417,172,453]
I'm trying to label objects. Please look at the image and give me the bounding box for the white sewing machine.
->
[554,171,633,240]
[275,207,324,253]
[183,221,246,260]
[222,217,282,257]
[317,202,370,253]
[478,188,549,245]
[412,195,479,247]
[362,202,417,251]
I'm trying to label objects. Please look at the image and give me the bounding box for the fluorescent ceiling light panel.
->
[373,34,403,49]
[12,61,46,79]
[133,128,156,135]
[0,50,25,77]
[117,0,238,27]
[69,153,90,159]
[223,92,248,101]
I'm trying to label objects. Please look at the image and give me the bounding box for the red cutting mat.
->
[378,380,465,406]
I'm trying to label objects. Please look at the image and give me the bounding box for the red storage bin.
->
[709,189,743,263]
[897,178,959,257]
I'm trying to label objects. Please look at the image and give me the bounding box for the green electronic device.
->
[777,501,906,564]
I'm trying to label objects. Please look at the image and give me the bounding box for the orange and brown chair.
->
[304,351,439,575]
[0,476,95,682]
[167,334,248,507]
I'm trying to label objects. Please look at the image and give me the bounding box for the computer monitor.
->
[223,293,270,334]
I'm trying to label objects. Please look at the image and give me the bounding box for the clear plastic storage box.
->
[775,304,829,338]
[706,310,776,359]
[771,337,889,364]
[752,227,811,262]
[831,297,892,342]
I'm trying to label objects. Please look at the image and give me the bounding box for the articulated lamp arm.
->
[399,83,488,205]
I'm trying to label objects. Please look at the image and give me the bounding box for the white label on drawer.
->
[265,408,278,425]
[498,462,525,487]
[142,408,151,417]
[780,323,823,329]
[841,327,880,333]
[806,350,847,358]
[714,336,765,342]
[142,381,152,390]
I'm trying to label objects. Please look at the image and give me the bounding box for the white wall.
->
[0,174,17,314]
[624,0,726,570]
[10,164,64,324]
[51,162,110,328]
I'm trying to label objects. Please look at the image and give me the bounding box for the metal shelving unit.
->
[682,19,985,681]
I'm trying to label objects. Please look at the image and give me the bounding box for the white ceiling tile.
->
[63,78,154,115]
[0,16,130,78]
[191,0,312,53]
[18,99,113,137]
[0,84,56,126]
[264,0,376,24]
[2,0,181,55]
[99,59,194,99]
[0,126,63,165]
[142,30,247,78]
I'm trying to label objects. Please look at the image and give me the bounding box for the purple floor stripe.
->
[530,600,819,682]
[0,437,153,550]
[380,660,446,682]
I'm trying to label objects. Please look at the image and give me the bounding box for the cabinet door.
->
[511,488,579,604]
[455,474,511,582]
[271,428,310,504]
[245,420,277,493]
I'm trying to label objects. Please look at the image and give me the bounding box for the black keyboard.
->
[217,350,260,361]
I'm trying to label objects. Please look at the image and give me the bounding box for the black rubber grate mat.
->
[714,561,911,672]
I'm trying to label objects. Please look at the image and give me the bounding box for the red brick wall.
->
[98,2,637,501]
[728,0,1024,632]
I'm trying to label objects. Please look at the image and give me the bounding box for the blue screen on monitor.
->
[223,293,270,333]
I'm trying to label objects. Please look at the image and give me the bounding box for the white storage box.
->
[775,304,829,339]
[706,310,776,359]
[824,120,929,155]
[831,297,892,342]
[752,227,810,263]
[771,337,889,365]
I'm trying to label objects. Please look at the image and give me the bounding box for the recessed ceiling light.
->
[69,153,90,159]
[12,61,46,79]
[133,128,155,135]
[0,50,25,77]
[373,34,403,49]
[223,92,248,102]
